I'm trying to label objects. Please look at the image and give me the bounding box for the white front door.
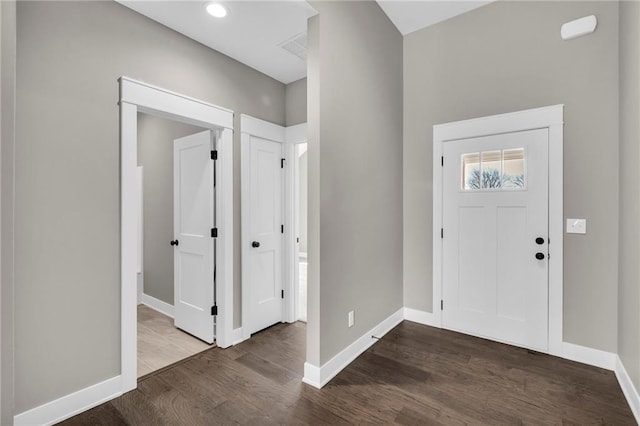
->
[247,136,283,335]
[442,128,549,351]
[173,130,215,344]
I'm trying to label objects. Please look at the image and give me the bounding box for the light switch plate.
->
[567,218,587,234]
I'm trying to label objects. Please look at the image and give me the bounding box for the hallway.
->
[62,320,634,425]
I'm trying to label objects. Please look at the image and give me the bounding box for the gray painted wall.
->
[308,1,403,365]
[137,113,205,305]
[15,1,285,413]
[403,1,620,352]
[285,78,307,127]
[1,1,16,423]
[618,0,640,391]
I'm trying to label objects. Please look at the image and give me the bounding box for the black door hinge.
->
[281,290,284,299]
[281,158,285,168]
[441,300,443,311]
[211,150,218,160]
[281,224,284,234]
[211,305,218,316]
[211,228,218,238]
[441,156,444,167]
[441,228,444,239]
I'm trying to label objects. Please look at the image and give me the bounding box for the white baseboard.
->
[302,308,404,389]
[615,355,640,424]
[137,273,143,305]
[231,327,248,345]
[561,342,616,371]
[141,293,174,318]
[14,376,122,426]
[403,307,439,327]
[302,362,321,388]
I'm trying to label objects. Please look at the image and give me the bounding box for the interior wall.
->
[137,113,205,306]
[305,13,320,368]
[308,1,403,365]
[1,1,16,423]
[403,1,620,352]
[618,0,640,390]
[14,1,285,414]
[285,77,307,126]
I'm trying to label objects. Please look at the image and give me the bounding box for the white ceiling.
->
[117,1,316,84]
[377,1,493,36]
[118,1,492,84]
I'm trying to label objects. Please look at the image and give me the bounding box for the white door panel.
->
[442,128,549,351]
[247,136,283,334]
[173,130,215,344]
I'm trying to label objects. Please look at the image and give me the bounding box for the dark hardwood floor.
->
[61,321,635,425]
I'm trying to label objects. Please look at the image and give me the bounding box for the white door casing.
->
[433,104,564,357]
[442,129,549,351]
[119,77,234,392]
[173,130,215,344]
[287,124,308,324]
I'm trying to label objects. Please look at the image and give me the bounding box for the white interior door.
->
[442,128,549,351]
[173,130,215,344]
[247,136,283,335]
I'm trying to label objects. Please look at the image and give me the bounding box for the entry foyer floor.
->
[63,321,634,424]
[137,304,211,377]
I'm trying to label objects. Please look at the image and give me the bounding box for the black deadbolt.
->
[252,241,261,248]
[170,240,179,246]
[535,252,545,260]
[535,237,545,245]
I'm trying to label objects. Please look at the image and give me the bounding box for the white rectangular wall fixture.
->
[561,15,597,41]
[566,218,587,234]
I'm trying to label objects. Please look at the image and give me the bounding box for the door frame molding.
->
[286,124,308,324]
[240,115,307,341]
[432,104,564,357]
[119,77,234,393]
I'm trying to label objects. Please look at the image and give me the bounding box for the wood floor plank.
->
[60,321,636,425]
[235,351,300,385]
[61,402,127,426]
[136,305,212,378]
[110,389,172,425]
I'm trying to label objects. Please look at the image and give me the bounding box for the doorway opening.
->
[120,77,234,392]
[136,113,214,377]
[295,142,308,322]
[433,105,564,357]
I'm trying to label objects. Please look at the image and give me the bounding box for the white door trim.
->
[286,123,307,324]
[119,77,234,393]
[433,104,564,357]
[240,116,307,340]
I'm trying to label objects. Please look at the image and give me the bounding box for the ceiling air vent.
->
[279,33,307,61]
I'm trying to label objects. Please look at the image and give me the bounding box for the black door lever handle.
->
[170,240,179,246]
[252,241,260,248]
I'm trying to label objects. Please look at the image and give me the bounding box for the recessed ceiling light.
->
[206,3,227,18]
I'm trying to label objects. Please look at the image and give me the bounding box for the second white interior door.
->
[247,135,283,335]
[173,130,215,344]
[442,128,549,352]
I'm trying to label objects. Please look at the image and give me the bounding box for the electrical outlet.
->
[348,310,355,328]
